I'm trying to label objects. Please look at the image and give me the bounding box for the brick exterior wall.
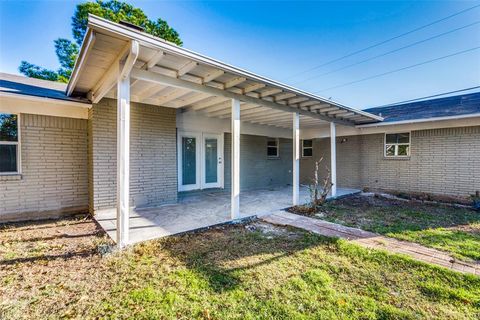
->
[300,126,480,197]
[89,98,177,212]
[0,114,88,221]
[224,133,293,190]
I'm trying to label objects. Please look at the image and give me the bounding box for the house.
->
[1,15,479,247]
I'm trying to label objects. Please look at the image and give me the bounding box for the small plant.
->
[307,157,333,211]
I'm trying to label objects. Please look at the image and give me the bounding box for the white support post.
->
[116,63,131,248]
[330,122,337,198]
[231,99,241,219]
[292,112,300,205]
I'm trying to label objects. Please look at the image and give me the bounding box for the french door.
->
[177,131,223,191]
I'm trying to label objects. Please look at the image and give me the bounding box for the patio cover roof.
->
[67,15,383,128]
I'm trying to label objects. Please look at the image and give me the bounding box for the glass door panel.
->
[204,138,218,184]
[182,137,196,185]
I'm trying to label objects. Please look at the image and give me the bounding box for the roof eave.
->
[356,113,480,128]
[66,28,96,96]
[68,14,383,124]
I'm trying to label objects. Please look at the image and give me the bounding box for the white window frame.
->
[384,132,410,158]
[302,139,313,158]
[267,137,279,158]
[0,113,21,175]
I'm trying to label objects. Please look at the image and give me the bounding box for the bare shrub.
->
[307,157,333,211]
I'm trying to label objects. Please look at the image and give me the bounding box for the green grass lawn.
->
[316,195,480,262]
[1,217,479,319]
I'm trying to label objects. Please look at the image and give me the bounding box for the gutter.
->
[356,113,480,128]
[0,91,92,108]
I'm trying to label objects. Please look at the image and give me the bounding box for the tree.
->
[19,0,182,83]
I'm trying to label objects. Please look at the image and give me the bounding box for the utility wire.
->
[292,20,480,85]
[285,4,480,80]
[377,86,480,106]
[314,46,480,93]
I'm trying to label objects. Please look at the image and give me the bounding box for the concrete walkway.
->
[262,211,480,276]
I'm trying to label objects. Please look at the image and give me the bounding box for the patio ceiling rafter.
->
[130,68,356,126]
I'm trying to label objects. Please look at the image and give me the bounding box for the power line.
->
[292,20,480,85]
[285,4,480,80]
[377,86,480,106]
[314,46,480,93]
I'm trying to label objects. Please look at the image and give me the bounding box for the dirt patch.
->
[245,221,299,239]
[0,215,114,318]
[366,188,474,206]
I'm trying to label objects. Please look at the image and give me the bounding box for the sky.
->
[0,0,479,108]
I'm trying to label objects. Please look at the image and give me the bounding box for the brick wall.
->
[224,133,293,190]
[299,126,480,197]
[89,99,177,212]
[0,114,88,221]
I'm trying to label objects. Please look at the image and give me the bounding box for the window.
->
[0,114,19,174]
[385,132,410,157]
[267,138,279,158]
[302,139,313,157]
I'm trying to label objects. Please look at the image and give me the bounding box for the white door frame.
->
[177,130,224,191]
[177,131,201,191]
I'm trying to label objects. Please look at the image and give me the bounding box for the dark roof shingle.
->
[364,92,480,123]
[0,73,88,103]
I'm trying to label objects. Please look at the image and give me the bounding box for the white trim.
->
[116,63,133,248]
[356,113,480,128]
[177,131,224,191]
[0,92,91,108]
[201,133,224,189]
[177,131,202,191]
[330,123,337,197]
[300,116,480,139]
[0,113,21,175]
[176,111,291,139]
[384,132,411,158]
[231,99,240,219]
[67,29,96,96]
[292,112,300,206]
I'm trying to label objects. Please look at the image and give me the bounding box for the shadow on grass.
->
[159,225,335,293]
[0,249,98,266]
[319,195,480,261]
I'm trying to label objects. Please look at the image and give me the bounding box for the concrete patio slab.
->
[95,185,359,245]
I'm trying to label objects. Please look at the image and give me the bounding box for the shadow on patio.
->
[95,185,359,244]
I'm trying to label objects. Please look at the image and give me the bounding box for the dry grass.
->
[1,216,479,319]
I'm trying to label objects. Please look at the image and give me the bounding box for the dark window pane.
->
[267,147,278,157]
[0,145,17,172]
[398,145,409,156]
[397,133,410,143]
[303,139,313,148]
[385,134,397,144]
[182,137,196,185]
[0,114,18,142]
[303,148,313,157]
[385,145,395,156]
[267,139,277,147]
